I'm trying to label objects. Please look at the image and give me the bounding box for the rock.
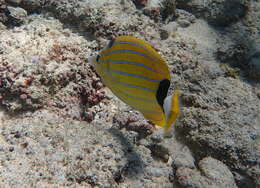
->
[150,134,164,143]
[0,111,125,187]
[160,21,178,39]
[173,17,259,187]
[177,19,190,28]
[7,6,27,25]
[6,0,22,5]
[160,27,169,40]
[248,52,260,80]
[216,40,260,81]
[248,41,260,81]
[0,5,9,24]
[133,0,148,8]
[175,9,196,28]
[148,144,170,163]
[142,0,176,22]
[160,0,176,20]
[204,0,249,26]
[176,157,238,188]
[177,80,259,187]
[233,171,258,188]
[172,146,195,169]
[176,0,249,26]
[199,157,237,187]
[0,0,6,6]
[113,111,154,138]
[176,0,207,15]
[0,17,104,114]
[146,168,166,177]
[0,21,6,29]
[216,43,248,68]
[20,0,42,13]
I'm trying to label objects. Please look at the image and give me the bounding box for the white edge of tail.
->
[163,95,173,122]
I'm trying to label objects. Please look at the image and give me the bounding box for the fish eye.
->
[96,55,101,62]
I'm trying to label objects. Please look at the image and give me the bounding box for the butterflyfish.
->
[88,36,180,132]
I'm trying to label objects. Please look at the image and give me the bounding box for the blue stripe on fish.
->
[141,110,162,114]
[101,49,158,66]
[113,41,146,50]
[153,118,164,122]
[98,60,162,74]
[117,81,156,92]
[115,88,157,104]
[102,49,146,57]
[110,70,160,83]
[112,60,160,73]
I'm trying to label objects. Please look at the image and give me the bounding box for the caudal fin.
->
[163,90,181,132]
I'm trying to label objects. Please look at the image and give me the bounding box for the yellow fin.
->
[163,90,181,132]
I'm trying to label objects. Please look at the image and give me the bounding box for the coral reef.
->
[0,0,259,187]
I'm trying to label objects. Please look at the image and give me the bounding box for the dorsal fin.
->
[156,79,170,110]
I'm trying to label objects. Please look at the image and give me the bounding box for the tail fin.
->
[163,90,181,132]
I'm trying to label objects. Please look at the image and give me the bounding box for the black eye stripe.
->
[108,38,115,48]
[96,55,101,62]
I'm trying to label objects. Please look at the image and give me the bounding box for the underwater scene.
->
[0,0,259,187]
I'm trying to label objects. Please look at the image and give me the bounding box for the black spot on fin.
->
[96,54,101,62]
[156,79,170,110]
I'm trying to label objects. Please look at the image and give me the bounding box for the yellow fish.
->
[88,36,180,132]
